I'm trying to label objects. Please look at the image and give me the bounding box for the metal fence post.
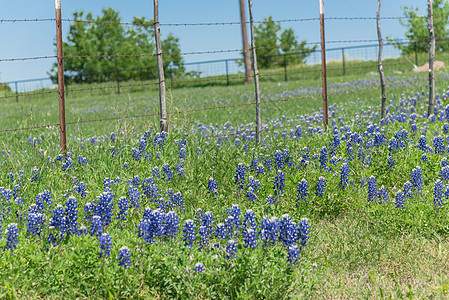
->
[414,41,418,66]
[154,0,168,132]
[377,0,386,119]
[427,0,435,116]
[248,0,261,144]
[116,71,120,94]
[55,0,67,153]
[341,48,346,76]
[15,81,18,102]
[225,60,230,86]
[319,0,329,131]
[283,54,288,81]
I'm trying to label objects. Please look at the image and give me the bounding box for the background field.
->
[1,56,449,298]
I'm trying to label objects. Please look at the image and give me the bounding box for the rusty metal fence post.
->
[55,0,67,153]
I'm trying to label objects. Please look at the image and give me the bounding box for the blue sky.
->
[0,0,427,84]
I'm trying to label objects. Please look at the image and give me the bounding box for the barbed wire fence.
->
[0,0,443,163]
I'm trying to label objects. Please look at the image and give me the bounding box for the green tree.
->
[254,16,316,69]
[49,8,184,84]
[393,0,449,55]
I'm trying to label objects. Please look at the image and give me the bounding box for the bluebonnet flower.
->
[110,146,118,158]
[127,186,140,209]
[246,187,257,202]
[118,246,132,269]
[315,176,326,198]
[297,178,309,203]
[78,225,88,235]
[247,176,261,193]
[225,239,237,258]
[138,137,146,153]
[273,170,285,196]
[152,167,160,179]
[138,216,157,244]
[49,205,66,234]
[443,158,449,168]
[194,208,203,227]
[171,192,184,210]
[132,148,141,162]
[298,218,310,247]
[256,163,265,175]
[77,155,88,166]
[117,196,129,221]
[201,211,214,234]
[395,191,405,209]
[90,216,103,238]
[183,219,196,250]
[179,146,186,160]
[243,209,257,230]
[73,182,88,198]
[279,214,297,248]
[83,202,95,223]
[193,262,205,273]
[434,179,444,207]
[339,163,350,189]
[319,147,328,169]
[225,217,236,238]
[441,166,449,181]
[417,135,427,152]
[165,211,179,239]
[263,155,273,171]
[266,194,275,208]
[433,136,446,155]
[410,166,423,192]
[207,177,218,196]
[421,153,428,162]
[162,164,173,181]
[64,196,78,235]
[31,167,39,182]
[95,190,114,226]
[243,228,257,249]
[27,212,45,236]
[226,204,241,231]
[62,158,73,172]
[123,162,129,169]
[176,162,185,176]
[99,233,112,258]
[110,132,117,143]
[367,176,378,202]
[403,181,413,198]
[198,226,210,249]
[378,186,388,203]
[286,245,300,265]
[215,223,228,240]
[260,216,279,246]
[274,150,284,169]
[5,223,18,250]
[36,190,52,211]
[234,163,246,190]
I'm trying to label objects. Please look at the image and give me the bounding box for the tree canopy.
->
[393,0,449,55]
[254,16,316,69]
[49,8,184,84]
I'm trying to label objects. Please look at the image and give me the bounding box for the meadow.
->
[1,64,449,298]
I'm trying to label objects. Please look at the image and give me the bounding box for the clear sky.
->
[0,0,427,84]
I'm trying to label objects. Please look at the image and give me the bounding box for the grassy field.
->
[1,61,449,298]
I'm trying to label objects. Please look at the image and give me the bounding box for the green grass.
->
[1,58,449,298]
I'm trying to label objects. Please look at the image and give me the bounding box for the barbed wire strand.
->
[3,36,449,63]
